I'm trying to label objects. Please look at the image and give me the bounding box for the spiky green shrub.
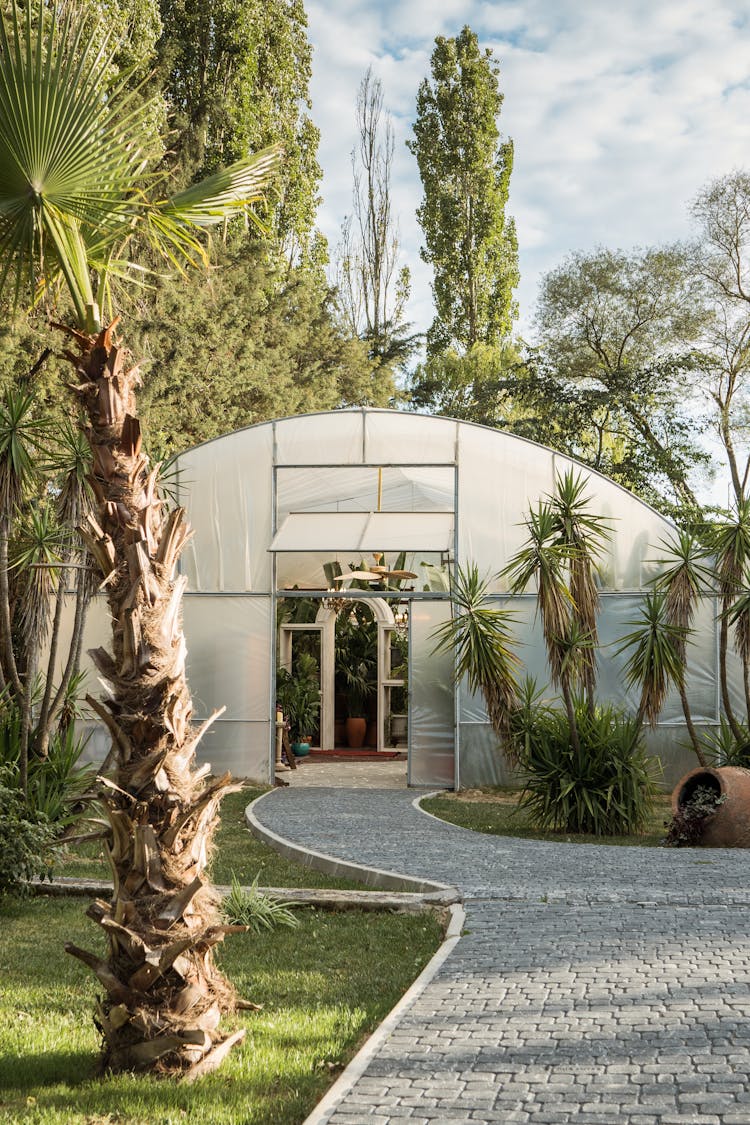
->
[700,716,750,768]
[514,693,658,835]
[221,874,300,933]
[0,692,95,830]
[0,769,55,896]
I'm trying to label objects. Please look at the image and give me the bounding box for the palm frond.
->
[615,592,687,727]
[432,563,521,750]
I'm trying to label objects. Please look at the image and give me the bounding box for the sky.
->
[306,0,750,343]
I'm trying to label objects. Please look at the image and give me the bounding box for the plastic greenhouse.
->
[71,409,733,789]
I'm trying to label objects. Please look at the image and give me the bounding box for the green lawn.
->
[0,895,442,1124]
[57,787,365,890]
[422,788,673,847]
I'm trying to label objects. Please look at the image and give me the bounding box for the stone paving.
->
[282,758,407,789]
[252,788,750,1125]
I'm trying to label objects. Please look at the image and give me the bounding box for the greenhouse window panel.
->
[269,511,454,553]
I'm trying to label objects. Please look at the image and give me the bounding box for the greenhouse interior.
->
[67,408,736,790]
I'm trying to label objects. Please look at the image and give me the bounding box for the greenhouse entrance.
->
[276,594,410,782]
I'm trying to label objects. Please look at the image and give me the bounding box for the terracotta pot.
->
[671,765,750,847]
[345,716,366,749]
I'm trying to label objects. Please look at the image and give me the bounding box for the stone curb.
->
[301,901,466,1125]
[32,876,458,914]
[246,790,461,897]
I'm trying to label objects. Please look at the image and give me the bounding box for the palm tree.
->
[709,501,750,741]
[650,529,713,761]
[432,563,521,757]
[503,500,583,752]
[616,591,705,764]
[548,469,611,711]
[0,2,281,1077]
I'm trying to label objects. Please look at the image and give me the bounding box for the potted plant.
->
[276,653,320,756]
[335,608,377,749]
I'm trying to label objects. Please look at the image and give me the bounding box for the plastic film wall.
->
[62,409,736,787]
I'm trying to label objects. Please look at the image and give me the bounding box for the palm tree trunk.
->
[719,599,745,742]
[560,676,581,757]
[678,681,706,766]
[60,320,245,1078]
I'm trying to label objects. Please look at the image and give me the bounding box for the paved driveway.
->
[252,788,750,1125]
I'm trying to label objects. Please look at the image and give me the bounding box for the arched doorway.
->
[278,596,407,755]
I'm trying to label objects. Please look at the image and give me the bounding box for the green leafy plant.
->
[0,689,95,831]
[514,692,658,836]
[221,873,300,933]
[432,563,520,752]
[663,785,727,847]
[0,768,55,896]
[276,652,320,742]
[700,716,750,768]
[335,605,377,718]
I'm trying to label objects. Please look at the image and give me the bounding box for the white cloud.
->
[306,0,750,340]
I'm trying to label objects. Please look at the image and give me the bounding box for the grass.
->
[56,788,365,890]
[422,788,673,847]
[0,895,443,1124]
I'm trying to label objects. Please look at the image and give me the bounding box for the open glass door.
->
[378,623,408,753]
[277,624,333,750]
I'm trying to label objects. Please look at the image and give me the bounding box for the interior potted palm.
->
[342,662,376,749]
[276,653,320,756]
[335,607,377,749]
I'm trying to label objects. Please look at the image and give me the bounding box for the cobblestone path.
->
[252,789,750,1125]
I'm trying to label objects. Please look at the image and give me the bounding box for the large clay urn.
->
[345,716,367,749]
[671,766,750,847]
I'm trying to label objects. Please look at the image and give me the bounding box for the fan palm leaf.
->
[0,2,281,329]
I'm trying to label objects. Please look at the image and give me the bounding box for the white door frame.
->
[314,598,396,753]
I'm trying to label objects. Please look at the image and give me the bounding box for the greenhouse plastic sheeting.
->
[177,425,274,592]
[457,425,556,592]
[554,455,676,591]
[270,511,454,553]
[459,594,720,726]
[365,411,458,464]
[275,412,364,465]
[276,464,455,518]
[182,595,271,724]
[409,600,455,787]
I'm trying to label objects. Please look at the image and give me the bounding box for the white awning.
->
[269,511,454,553]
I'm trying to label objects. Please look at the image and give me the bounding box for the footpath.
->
[250,787,750,1125]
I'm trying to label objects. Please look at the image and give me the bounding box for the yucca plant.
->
[548,469,611,709]
[615,591,706,764]
[649,529,714,762]
[0,0,281,1077]
[432,563,521,756]
[504,500,582,751]
[709,501,750,740]
[515,695,656,836]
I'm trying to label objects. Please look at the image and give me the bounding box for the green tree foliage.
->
[135,242,386,460]
[533,245,710,513]
[407,25,518,356]
[408,340,523,421]
[158,0,321,258]
[690,171,750,507]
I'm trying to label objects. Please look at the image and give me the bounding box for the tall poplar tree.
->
[407,25,519,357]
[158,0,321,261]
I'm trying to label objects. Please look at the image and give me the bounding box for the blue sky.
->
[306,0,750,342]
